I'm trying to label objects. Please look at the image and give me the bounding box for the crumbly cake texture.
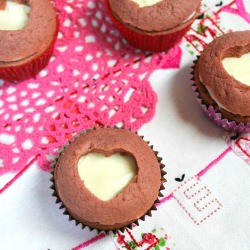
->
[0,0,58,81]
[194,31,250,124]
[52,127,166,232]
[106,0,200,51]
[108,0,200,33]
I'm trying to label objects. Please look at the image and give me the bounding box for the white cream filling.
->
[199,52,250,112]
[222,52,250,87]
[78,152,137,201]
[183,11,195,24]
[199,74,227,110]
[0,1,30,30]
[130,0,162,8]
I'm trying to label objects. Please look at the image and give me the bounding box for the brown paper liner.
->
[50,127,166,234]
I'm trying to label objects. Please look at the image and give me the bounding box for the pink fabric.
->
[0,0,182,174]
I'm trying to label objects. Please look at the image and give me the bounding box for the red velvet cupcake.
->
[193,31,250,132]
[105,0,200,52]
[0,0,58,82]
[51,127,166,233]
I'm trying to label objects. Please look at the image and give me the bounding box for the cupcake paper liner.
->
[50,127,166,234]
[104,0,195,52]
[0,18,59,82]
[191,59,250,133]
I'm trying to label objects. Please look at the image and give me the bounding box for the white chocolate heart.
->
[130,0,162,8]
[222,52,250,86]
[0,1,30,30]
[78,152,137,201]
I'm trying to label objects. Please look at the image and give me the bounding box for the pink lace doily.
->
[0,0,182,174]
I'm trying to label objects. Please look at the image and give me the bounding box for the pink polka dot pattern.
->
[0,0,182,174]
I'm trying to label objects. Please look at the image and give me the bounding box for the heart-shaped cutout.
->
[222,52,250,86]
[78,152,137,201]
[0,1,30,30]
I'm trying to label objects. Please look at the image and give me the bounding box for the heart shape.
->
[0,1,30,31]
[222,52,250,86]
[78,152,137,201]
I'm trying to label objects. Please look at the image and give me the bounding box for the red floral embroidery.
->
[142,233,155,245]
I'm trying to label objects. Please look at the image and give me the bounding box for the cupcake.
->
[0,0,58,82]
[193,30,250,132]
[51,127,166,233]
[105,0,200,52]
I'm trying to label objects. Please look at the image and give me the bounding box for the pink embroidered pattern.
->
[172,177,223,225]
[158,147,231,225]
[183,2,226,56]
[0,154,40,194]
[235,137,250,159]
[183,0,250,56]
[71,233,106,250]
[225,133,250,164]
[218,0,250,23]
[0,0,182,175]
[117,229,159,250]
[184,16,225,56]
[196,147,232,178]
[114,227,173,250]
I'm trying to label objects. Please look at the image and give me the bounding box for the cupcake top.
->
[108,0,200,32]
[198,31,250,117]
[0,0,57,65]
[0,0,30,30]
[53,127,163,231]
